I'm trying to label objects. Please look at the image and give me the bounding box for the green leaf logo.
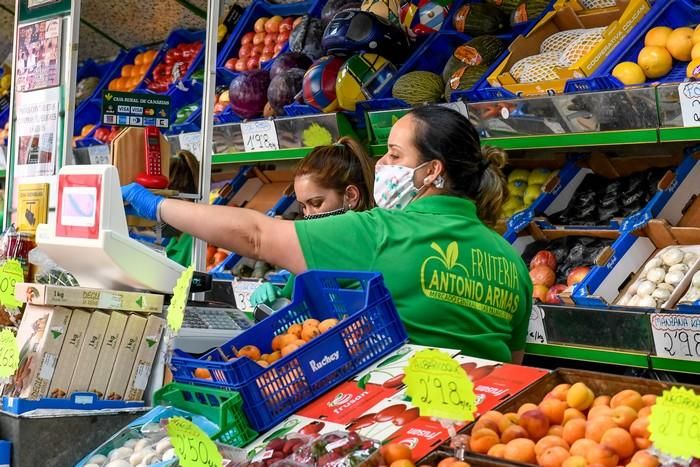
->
[51,330,61,339]
[446,242,458,269]
[146,338,156,348]
[136,296,144,308]
[357,373,371,390]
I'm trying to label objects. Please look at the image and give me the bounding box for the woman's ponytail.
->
[337,136,375,209]
[476,146,509,227]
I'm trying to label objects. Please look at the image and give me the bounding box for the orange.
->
[637,46,673,79]
[600,427,635,459]
[612,62,646,86]
[287,323,303,338]
[687,58,700,79]
[567,382,595,411]
[382,443,413,465]
[121,64,135,78]
[666,27,694,61]
[108,78,120,91]
[134,52,145,66]
[503,438,536,464]
[80,124,95,137]
[389,461,415,467]
[694,25,700,45]
[538,446,570,467]
[143,49,158,64]
[644,26,672,47]
[692,43,700,60]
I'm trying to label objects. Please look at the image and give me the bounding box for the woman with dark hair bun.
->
[122,105,532,363]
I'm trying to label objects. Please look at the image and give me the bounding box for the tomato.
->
[253,31,266,46]
[224,58,238,71]
[241,32,255,45]
[276,31,290,44]
[238,43,253,58]
[254,17,268,33]
[279,18,294,33]
[247,56,261,70]
[94,127,110,143]
[234,59,247,72]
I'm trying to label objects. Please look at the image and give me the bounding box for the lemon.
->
[688,58,700,79]
[637,46,673,79]
[612,61,646,85]
[645,26,672,47]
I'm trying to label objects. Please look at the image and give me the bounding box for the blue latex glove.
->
[121,183,164,221]
[250,283,282,307]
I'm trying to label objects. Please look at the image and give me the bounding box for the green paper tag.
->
[167,266,194,333]
[0,260,24,309]
[648,386,700,458]
[0,328,19,379]
[167,417,223,467]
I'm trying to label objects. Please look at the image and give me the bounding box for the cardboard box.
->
[125,315,166,401]
[89,311,128,399]
[47,309,90,399]
[487,0,651,96]
[10,305,72,399]
[105,314,146,400]
[15,283,164,314]
[68,310,110,395]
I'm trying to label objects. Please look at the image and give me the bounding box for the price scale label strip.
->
[650,313,700,362]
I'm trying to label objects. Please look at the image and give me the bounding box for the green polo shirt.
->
[295,195,532,363]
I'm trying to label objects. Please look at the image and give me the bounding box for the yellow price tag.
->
[0,260,23,309]
[0,328,18,379]
[404,349,476,422]
[649,387,700,458]
[167,266,194,333]
[167,416,222,467]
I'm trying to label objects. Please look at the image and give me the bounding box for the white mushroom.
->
[637,280,656,297]
[665,270,685,286]
[627,281,639,296]
[652,288,671,303]
[123,439,138,449]
[105,461,131,467]
[684,252,698,265]
[657,283,675,292]
[85,464,101,467]
[692,271,700,288]
[662,248,684,266]
[683,288,700,303]
[646,268,666,284]
[669,263,689,274]
[162,448,177,462]
[108,447,133,461]
[629,295,641,306]
[130,448,155,466]
[133,439,151,453]
[155,438,173,456]
[617,294,630,306]
[643,257,663,273]
[141,452,160,465]
[638,296,657,308]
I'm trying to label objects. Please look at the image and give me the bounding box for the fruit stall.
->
[0,0,699,465]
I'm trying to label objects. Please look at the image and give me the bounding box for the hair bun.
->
[481,145,507,170]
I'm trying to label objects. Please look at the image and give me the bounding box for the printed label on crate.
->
[178,132,202,158]
[240,119,279,152]
[650,313,700,362]
[167,416,222,467]
[298,381,400,424]
[0,328,19,379]
[101,90,171,129]
[167,266,194,333]
[526,305,547,344]
[648,386,700,458]
[0,260,24,309]
[678,82,700,128]
[404,349,476,422]
[231,279,260,312]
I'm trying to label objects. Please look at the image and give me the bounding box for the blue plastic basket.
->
[141,28,206,94]
[3,392,144,415]
[170,270,408,432]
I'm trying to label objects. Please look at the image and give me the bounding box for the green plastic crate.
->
[154,382,257,447]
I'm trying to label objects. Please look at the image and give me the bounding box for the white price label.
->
[88,144,110,165]
[526,305,547,344]
[678,82,700,127]
[178,132,202,159]
[0,146,6,170]
[650,313,700,361]
[232,279,261,312]
[240,120,279,152]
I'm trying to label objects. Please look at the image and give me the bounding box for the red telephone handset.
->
[135,126,169,189]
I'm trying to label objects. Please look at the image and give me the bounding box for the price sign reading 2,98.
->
[648,387,700,458]
[650,314,700,361]
[167,417,222,467]
[240,120,280,153]
[404,349,476,422]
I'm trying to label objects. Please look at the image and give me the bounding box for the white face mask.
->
[374,162,443,210]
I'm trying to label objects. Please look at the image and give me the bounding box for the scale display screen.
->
[61,187,97,227]
[55,173,102,240]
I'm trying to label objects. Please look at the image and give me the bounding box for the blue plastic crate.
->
[564,0,700,93]
[170,270,408,432]
[3,392,144,415]
[0,107,8,130]
[141,29,206,94]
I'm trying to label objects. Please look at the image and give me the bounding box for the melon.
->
[441,35,504,82]
[444,65,488,102]
[392,71,444,105]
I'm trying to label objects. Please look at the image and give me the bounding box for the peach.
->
[520,408,551,440]
[504,438,536,464]
[303,318,320,327]
[570,439,598,458]
[487,443,507,458]
[600,427,635,459]
[500,425,529,444]
[641,394,656,407]
[276,334,297,350]
[541,398,568,425]
[562,419,587,445]
[281,343,300,357]
[588,405,614,421]
[538,446,571,467]
[518,403,539,416]
[301,325,321,341]
[567,383,595,411]
[469,428,500,454]
[474,418,500,434]
[630,417,651,439]
[551,383,572,401]
[498,412,519,433]
[630,450,659,467]
[637,406,651,419]
[611,405,637,430]
[585,417,618,443]
[481,410,505,426]
[593,395,611,407]
[548,425,564,437]
[563,408,586,425]
[562,456,588,467]
[287,323,303,338]
[585,444,619,467]
[535,435,570,458]
[610,390,644,412]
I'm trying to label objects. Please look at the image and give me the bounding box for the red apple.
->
[530,265,556,288]
[264,33,277,46]
[273,43,285,55]
[276,31,291,44]
[533,285,549,302]
[246,56,261,70]
[241,32,255,45]
[530,250,557,271]
[94,127,110,143]
[265,16,283,33]
[279,17,294,33]
[252,44,264,55]
[253,31,266,46]
[567,266,590,286]
[254,17,269,33]
[238,43,252,58]
[224,58,237,71]
[234,59,247,72]
[262,44,275,56]
[545,284,567,305]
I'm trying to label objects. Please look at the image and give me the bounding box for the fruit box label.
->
[387,418,463,462]
[297,381,399,424]
[302,338,349,380]
[244,415,344,460]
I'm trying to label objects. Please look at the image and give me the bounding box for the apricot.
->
[498,412,519,433]
[562,455,588,467]
[585,444,619,467]
[585,417,617,443]
[271,334,285,351]
[287,323,303,338]
[276,334,297,350]
[593,395,611,407]
[194,368,211,379]
[281,343,300,357]
[634,437,652,450]
[538,446,571,467]
[518,403,539,416]
[469,428,500,454]
[570,439,598,458]
[550,383,572,401]
[567,383,595,411]
[303,318,320,327]
[641,394,656,407]
[588,405,614,421]
[473,418,500,434]
[610,390,644,412]
[503,438,536,464]
[501,425,529,444]
[437,458,458,467]
[238,345,261,360]
[548,425,564,437]
[257,360,269,367]
[450,463,470,467]
[319,318,338,333]
[267,351,282,363]
[562,419,587,445]
[629,417,649,440]
[520,408,551,440]
[611,405,637,429]
[294,339,306,347]
[301,326,321,341]
[563,408,586,425]
[487,443,507,458]
[535,435,570,458]
[541,398,568,425]
[481,410,506,427]
[630,450,659,467]
[600,427,635,460]
[637,406,651,419]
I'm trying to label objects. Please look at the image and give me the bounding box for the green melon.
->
[444,65,488,102]
[441,36,505,83]
[510,0,550,27]
[452,3,508,36]
[392,71,444,105]
[485,0,523,13]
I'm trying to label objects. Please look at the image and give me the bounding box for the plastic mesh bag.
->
[511,51,561,81]
[580,0,616,9]
[519,61,562,83]
[540,29,587,53]
[560,27,606,65]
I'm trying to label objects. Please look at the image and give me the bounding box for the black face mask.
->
[303,207,347,220]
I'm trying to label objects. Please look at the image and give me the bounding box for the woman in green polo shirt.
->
[122,106,532,364]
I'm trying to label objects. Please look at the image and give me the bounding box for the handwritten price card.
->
[240,120,279,152]
[0,328,19,379]
[649,387,700,458]
[167,266,194,333]
[404,349,476,422]
[526,305,547,345]
[678,82,700,128]
[167,417,222,467]
[650,314,700,361]
[0,259,24,309]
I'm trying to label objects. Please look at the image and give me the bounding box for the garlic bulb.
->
[155,438,173,456]
[665,270,685,286]
[638,296,657,308]
[105,461,131,467]
[652,288,671,303]
[683,288,700,303]
[684,252,698,265]
[141,453,159,465]
[692,271,700,288]
[130,448,155,466]
[646,268,666,284]
[637,280,656,297]
[662,248,684,266]
[669,263,689,274]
